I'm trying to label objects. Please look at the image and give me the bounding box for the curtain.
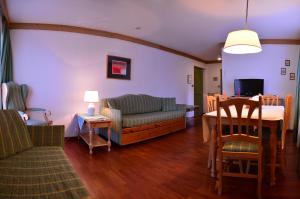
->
[0,15,13,109]
[294,52,300,145]
[295,51,300,175]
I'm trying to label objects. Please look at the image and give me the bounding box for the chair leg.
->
[280,147,287,171]
[238,160,244,173]
[257,154,263,199]
[216,150,223,195]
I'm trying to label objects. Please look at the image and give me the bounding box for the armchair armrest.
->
[26,108,52,125]
[101,107,122,133]
[27,125,65,147]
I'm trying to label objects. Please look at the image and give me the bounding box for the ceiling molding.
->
[261,39,300,45]
[219,39,300,47]
[205,60,222,64]
[0,0,10,22]
[9,22,210,63]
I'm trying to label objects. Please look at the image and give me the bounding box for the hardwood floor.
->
[64,118,300,199]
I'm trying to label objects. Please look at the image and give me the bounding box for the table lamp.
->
[84,91,99,116]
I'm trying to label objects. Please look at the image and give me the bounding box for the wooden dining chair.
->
[262,95,279,106]
[279,95,292,167]
[206,95,216,112]
[216,97,263,199]
[207,94,228,112]
[214,93,228,101]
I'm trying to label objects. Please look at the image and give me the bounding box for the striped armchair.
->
[0,110,89,199]
[1,81,52,125]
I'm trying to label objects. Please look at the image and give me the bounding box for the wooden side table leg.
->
[89,125,93,155]
[107,127,111,152]
[89,145,93,155]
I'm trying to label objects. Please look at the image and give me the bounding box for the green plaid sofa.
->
[100,94,186,145]
[0,110,89,199]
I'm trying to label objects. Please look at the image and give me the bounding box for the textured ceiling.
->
[7,0,300,61]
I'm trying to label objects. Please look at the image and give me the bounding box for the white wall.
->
[205,63,222,94]
[11,30,206,137]
[222,44,300,128]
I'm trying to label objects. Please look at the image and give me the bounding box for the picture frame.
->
[281,68,286,75]
[187,75,192,84]
[107,55,131,80]
[290,73,295,80]
[285,59,290,66]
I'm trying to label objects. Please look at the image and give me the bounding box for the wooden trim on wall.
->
[9,22,208,63]
[261,39,300,45]
[205,60,222,64]
[219,39,300,46]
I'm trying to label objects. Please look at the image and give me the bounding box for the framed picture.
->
[187,75,192,84]
[281,68,286,75]
[285,59,290,66]
[290,73,295,80]
[107,55,131,80]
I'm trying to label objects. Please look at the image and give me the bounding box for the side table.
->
[77,114,112,154]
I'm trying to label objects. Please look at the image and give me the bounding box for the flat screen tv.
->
[234,79,264,97]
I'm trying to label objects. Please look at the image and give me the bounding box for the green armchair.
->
[1,81,52,125]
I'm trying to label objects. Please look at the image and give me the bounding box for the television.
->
[234,79,264,97]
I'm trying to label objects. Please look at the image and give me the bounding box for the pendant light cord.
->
[245,0,249,28]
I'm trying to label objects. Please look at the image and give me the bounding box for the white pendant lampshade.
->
[84,91,99,116]
[223,0,262,54]
[223,29,262,54]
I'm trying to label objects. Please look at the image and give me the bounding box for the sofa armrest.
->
[101,107,122,133]
[176,104,187,112]
[27,125,65,147]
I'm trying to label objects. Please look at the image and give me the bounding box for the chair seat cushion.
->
[223,141,258,153]
[0,146,89,199]
[123,110,185,128]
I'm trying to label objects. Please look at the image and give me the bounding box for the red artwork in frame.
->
[107,55,131,80]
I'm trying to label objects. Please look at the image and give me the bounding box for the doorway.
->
[194,67,204,116]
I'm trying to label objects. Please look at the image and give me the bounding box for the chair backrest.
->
[214,94,228,101]
[262,95,279,106]
[284,95,292,130]
[206,95,216,112]
[281,95,292,150]
[216,96,262,144]
[2,82,29,111]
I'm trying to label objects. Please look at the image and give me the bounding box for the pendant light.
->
[223,0,262,54]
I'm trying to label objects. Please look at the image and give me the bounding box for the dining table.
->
[202,105,285,186]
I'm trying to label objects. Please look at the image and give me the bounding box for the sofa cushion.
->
[107,94,162,115]
[123,110,185,128]
[162,97,176,111]
[0,146,89,199]
[0,110,33,159]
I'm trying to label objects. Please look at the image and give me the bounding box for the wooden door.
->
[194,67,203,116]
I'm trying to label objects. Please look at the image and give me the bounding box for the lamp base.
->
[87,103,95,116]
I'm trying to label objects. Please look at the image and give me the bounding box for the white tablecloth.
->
[202,105,284,143]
